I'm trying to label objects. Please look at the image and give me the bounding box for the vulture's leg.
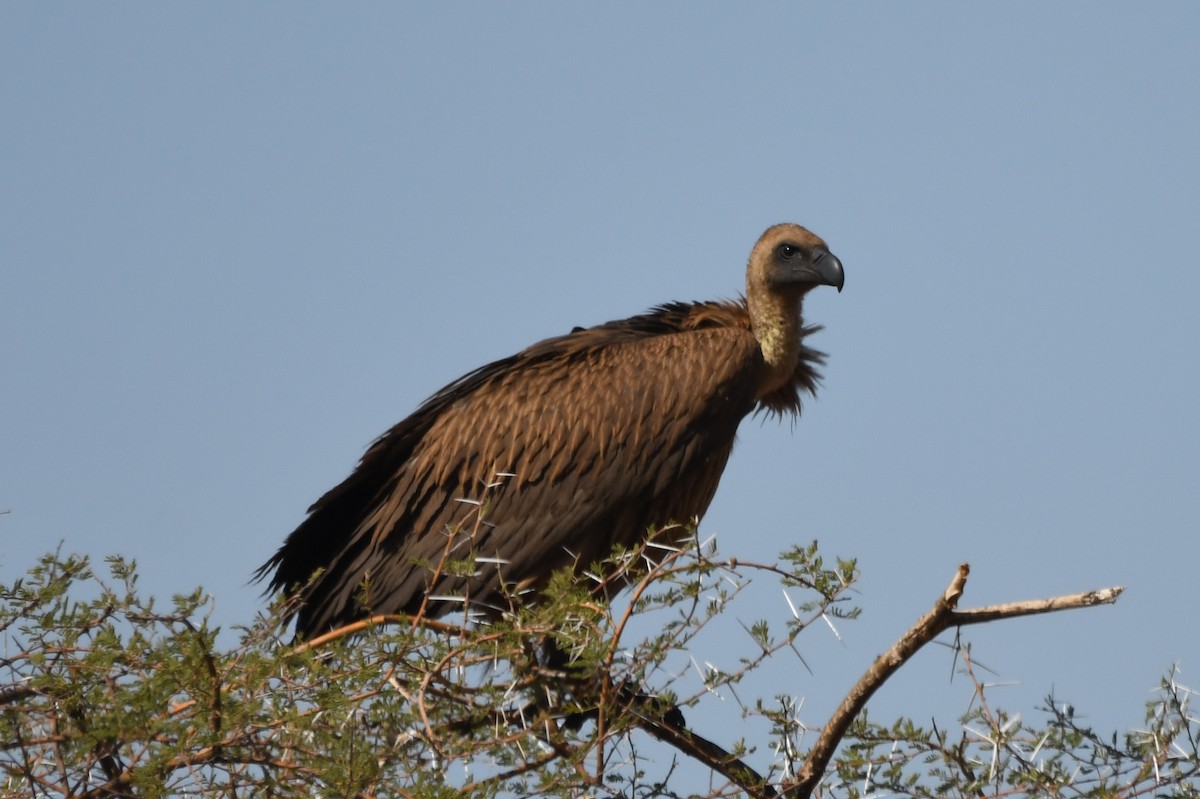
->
[536,637,686,731]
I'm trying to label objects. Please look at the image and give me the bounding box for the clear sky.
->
[3,1,1198,759]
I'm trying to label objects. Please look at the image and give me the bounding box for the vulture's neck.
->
[748,292,805,399]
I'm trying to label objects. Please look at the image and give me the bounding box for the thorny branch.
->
[0,544,1142,799]
[777,564,1123,799]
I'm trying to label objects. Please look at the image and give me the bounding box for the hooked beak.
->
[810,249,845,293]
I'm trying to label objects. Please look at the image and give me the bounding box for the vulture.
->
[258,223,844,638]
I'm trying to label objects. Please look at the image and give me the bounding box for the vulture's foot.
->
[536,637,685,731]
[559,680,686,732]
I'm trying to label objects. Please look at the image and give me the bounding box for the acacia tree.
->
[1,531,1195,799]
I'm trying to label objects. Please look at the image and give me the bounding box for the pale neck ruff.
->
[749,296,803,398]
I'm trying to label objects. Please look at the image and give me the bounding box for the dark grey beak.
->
[812,249,845,293]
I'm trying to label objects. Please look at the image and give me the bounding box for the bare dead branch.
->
[781,564,1123,799]
[952,585,1124,625]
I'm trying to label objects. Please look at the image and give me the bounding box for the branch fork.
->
[642,563,1124,799]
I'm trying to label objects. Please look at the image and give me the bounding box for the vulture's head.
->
[747,223,845,298]
[745,223,844,397]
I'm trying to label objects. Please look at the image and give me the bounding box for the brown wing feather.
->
[259,302,778,635]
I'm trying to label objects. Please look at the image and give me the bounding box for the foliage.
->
[1,538,1196,798]
[832,653,1200,799]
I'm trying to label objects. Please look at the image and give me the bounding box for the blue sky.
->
[3,2,1198,757]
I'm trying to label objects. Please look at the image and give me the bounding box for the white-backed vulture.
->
[258,223,844,637]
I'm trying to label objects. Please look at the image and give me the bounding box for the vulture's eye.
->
[779,243,798,259]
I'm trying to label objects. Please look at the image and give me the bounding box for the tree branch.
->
[639,716,780,799]
[951,585,1124,625]
[781,563,1123,799]
[284,558,1124,799]
[288,613,463,654]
